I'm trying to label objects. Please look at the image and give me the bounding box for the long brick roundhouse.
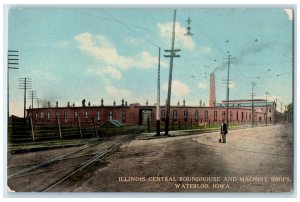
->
[27,73,276,127]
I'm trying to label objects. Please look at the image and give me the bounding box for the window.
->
[84,111,88,119]
[35,113,38,121]
[64,111,67,122]
[173,110,177,120]
[184,110,188,119]
[222,111,226,120]
[74,111,78,119]
[249,113,252,120]
[214,111,217,121]
[242,112,244,120]
[121,111,126,123]
[246,112,248,120]
[269,108,271,113]
[109,111,113,120]
[97,111,100,121]
[55,111,59,118]
[205,111,208,122]
[47,111,50,121]
[195,111,199,121]
[236,111,239,120]
[230,111,233,121]
[161,110,166,119]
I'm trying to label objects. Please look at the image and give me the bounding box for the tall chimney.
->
[209,73,216,107]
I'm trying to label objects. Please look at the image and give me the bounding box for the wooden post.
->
[30,116,35,141]
[93,117,98,139]
[147,117,150,133]
[57,116,62,139]
[78,117,82,139]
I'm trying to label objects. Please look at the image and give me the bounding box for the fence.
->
[8,116,100,143]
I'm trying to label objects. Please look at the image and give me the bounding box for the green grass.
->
[8,139,86,152]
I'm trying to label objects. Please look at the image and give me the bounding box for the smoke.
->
[39,98,56,108]
[212,61,228,73]
[238,41,272,61]
[211,41,272,74]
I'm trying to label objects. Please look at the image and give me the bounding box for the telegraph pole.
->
[265,91,269,126]
[19,78,32,118]
[275,98,278,124]
[28,90,38,120]
[223,53,236,126]
[7,50,19,118]
[28,90,37,109]
[156,47,161,136]
[250,82,257,127]
[164,9,180,136]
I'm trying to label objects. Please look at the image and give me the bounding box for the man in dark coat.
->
[221,120,228,143]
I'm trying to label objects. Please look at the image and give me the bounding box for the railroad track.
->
[8,127,143,192]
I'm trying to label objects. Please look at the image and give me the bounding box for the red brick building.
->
[27,73,276,126]
[28,102,265,126]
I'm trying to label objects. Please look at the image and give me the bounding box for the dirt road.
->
[48,123,293,192]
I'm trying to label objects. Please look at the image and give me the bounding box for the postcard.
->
[6,7,293,193]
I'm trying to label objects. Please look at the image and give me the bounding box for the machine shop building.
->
[27,73,276,126]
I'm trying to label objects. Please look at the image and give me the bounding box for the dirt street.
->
[49,123,293,192]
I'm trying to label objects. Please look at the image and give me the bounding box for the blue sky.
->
[8,8,293,116]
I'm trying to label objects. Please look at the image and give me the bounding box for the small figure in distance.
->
[220,119,228,143]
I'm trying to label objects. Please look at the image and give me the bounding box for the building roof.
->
[221,99,267,103]
[101,120,124,128]
[216,101,274,108]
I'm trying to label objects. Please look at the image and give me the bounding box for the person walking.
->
[220,120,228,143]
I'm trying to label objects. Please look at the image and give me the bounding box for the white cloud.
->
[56,40,69,48]
[199,46,212,54]
[284,9,293,21]
[105,85,131,97]
[74,32,158,70]
[158,22,195,51]
[163,80,190,97]
[87,66,122,80]
[229,81,236,89]
[198,82,207,90]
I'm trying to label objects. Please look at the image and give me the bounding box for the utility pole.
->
[28,90,38,118]
[156,47,161,136]
[275,98,278,124]
[164,9,181,136]
[7,50,19,119]
[18,78,32,118]
[223,53,236,126]
[250,82,256,127]
[265,91,269,126]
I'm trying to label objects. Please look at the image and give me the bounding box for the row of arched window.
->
[160,110,252,121]
[33,110,126,123]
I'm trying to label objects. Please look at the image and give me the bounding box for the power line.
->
[18,78,32,118]
[265,91,270,126]
[8,50,20,118]
[250,82,257,127]
[102,10,161,48]
[164,9,180,136]
[223,53,236,126]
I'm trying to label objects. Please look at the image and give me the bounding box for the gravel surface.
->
[7,124,293,192]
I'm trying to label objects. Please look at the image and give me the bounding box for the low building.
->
[28,102,257,127]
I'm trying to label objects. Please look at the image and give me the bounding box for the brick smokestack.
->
[209,73,216,107]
